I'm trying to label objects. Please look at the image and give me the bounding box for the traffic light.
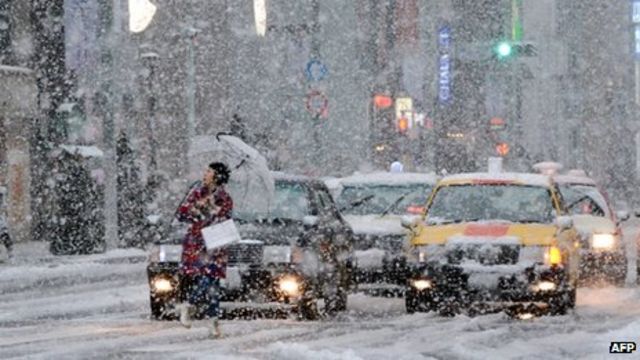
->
[495,41,513,59]
[496,142,510,157]
[397,117,409,134]
[493,41,536,60]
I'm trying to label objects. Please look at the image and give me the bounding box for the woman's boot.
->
[209,317,221,339]
[179,303,192,328]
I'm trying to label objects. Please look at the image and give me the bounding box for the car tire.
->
[297,296,320,321]
[328,286,348,312]
[405,292,418,314]
[548,288,576,315]
[149,296,178,320]
[150,301,162,320]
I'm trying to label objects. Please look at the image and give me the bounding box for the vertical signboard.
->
[64,0,99,71]
[438,25,452,105]
[633,1,640,105]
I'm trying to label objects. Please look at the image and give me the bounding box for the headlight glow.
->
[278,276,301,297]
[152,278,173,292]
[410,279,433,291]
[545,246,562,266]
[531,280,556,292]
[518,313,535,320]
[592,234,615,250]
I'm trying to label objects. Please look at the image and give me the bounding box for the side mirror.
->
[303,215,319,228]
[617,210,630,223]
[555,216,573,230]
[401,215,419,229]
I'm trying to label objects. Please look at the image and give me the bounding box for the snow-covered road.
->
[1,242,639,360]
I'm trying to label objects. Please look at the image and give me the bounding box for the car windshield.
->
[427,184,556,224]
[558,184,610,218]
[337,184,431,215]
[235,181,310,221]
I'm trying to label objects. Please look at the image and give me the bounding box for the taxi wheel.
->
[405,293,418,314]
[548,288,576,315]
[150,298,176,320]
[324,289,348,315]
[297,296,320,321]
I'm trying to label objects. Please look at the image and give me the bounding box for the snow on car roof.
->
[58,145,104,158]
[553,174,597,186]
[332,172,438,188]
[270,171,316,183]
[440,172,552,187]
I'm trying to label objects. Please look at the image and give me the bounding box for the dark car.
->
[147,173,355,320]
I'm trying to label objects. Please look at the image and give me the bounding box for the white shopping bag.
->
[202,219,241,250]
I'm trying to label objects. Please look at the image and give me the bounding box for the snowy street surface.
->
[2,224,640,360]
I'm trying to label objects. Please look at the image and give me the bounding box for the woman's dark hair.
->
[209,162,231,185]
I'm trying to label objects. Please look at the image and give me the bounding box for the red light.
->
[373,94,393,109]
[490,117,505,126]
[397,117,409,133]
[496,142,510,156]
[406,205,425,215]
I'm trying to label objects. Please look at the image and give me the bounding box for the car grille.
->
[446,244,520,265]
[227,242,264,266]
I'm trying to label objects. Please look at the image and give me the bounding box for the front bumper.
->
[147,262,310,306]
[579,250,626,282]
[406,262,571,313]
[355,255,408,296]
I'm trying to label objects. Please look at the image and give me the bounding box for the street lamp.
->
[129,0,157,33]
[254,0,267,36]
[184,26,199,146]
[140,48,159,170]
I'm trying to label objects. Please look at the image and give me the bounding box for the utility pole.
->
[185,27,198,148]
[100,0,126,249]
[310,0,322,159]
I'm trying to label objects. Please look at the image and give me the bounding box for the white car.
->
[326,172,437,296]
[554,171,629,285]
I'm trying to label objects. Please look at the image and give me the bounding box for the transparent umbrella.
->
[187,133,274,214]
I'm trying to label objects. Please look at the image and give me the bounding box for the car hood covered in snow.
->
[343,214,414,236]
[412,222,557,246]
[571,214,617,236]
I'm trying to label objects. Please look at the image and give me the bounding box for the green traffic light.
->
[496,42,512,58]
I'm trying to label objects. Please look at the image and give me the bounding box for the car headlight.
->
[592,234,616,250]
[410,278,433,290]
[276,275,302,297]
[530,280,557,292]
[263,245,292,264]
[409,245,446,263]
[151,277,174,292]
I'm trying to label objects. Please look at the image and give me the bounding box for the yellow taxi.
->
[403,163,580,318]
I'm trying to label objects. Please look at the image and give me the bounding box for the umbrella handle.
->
[234,158,246,170]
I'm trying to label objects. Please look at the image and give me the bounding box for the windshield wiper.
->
[380,191,412,217]
[430,218,481,225]
[340,194,375,212]
[514,219,543,224]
